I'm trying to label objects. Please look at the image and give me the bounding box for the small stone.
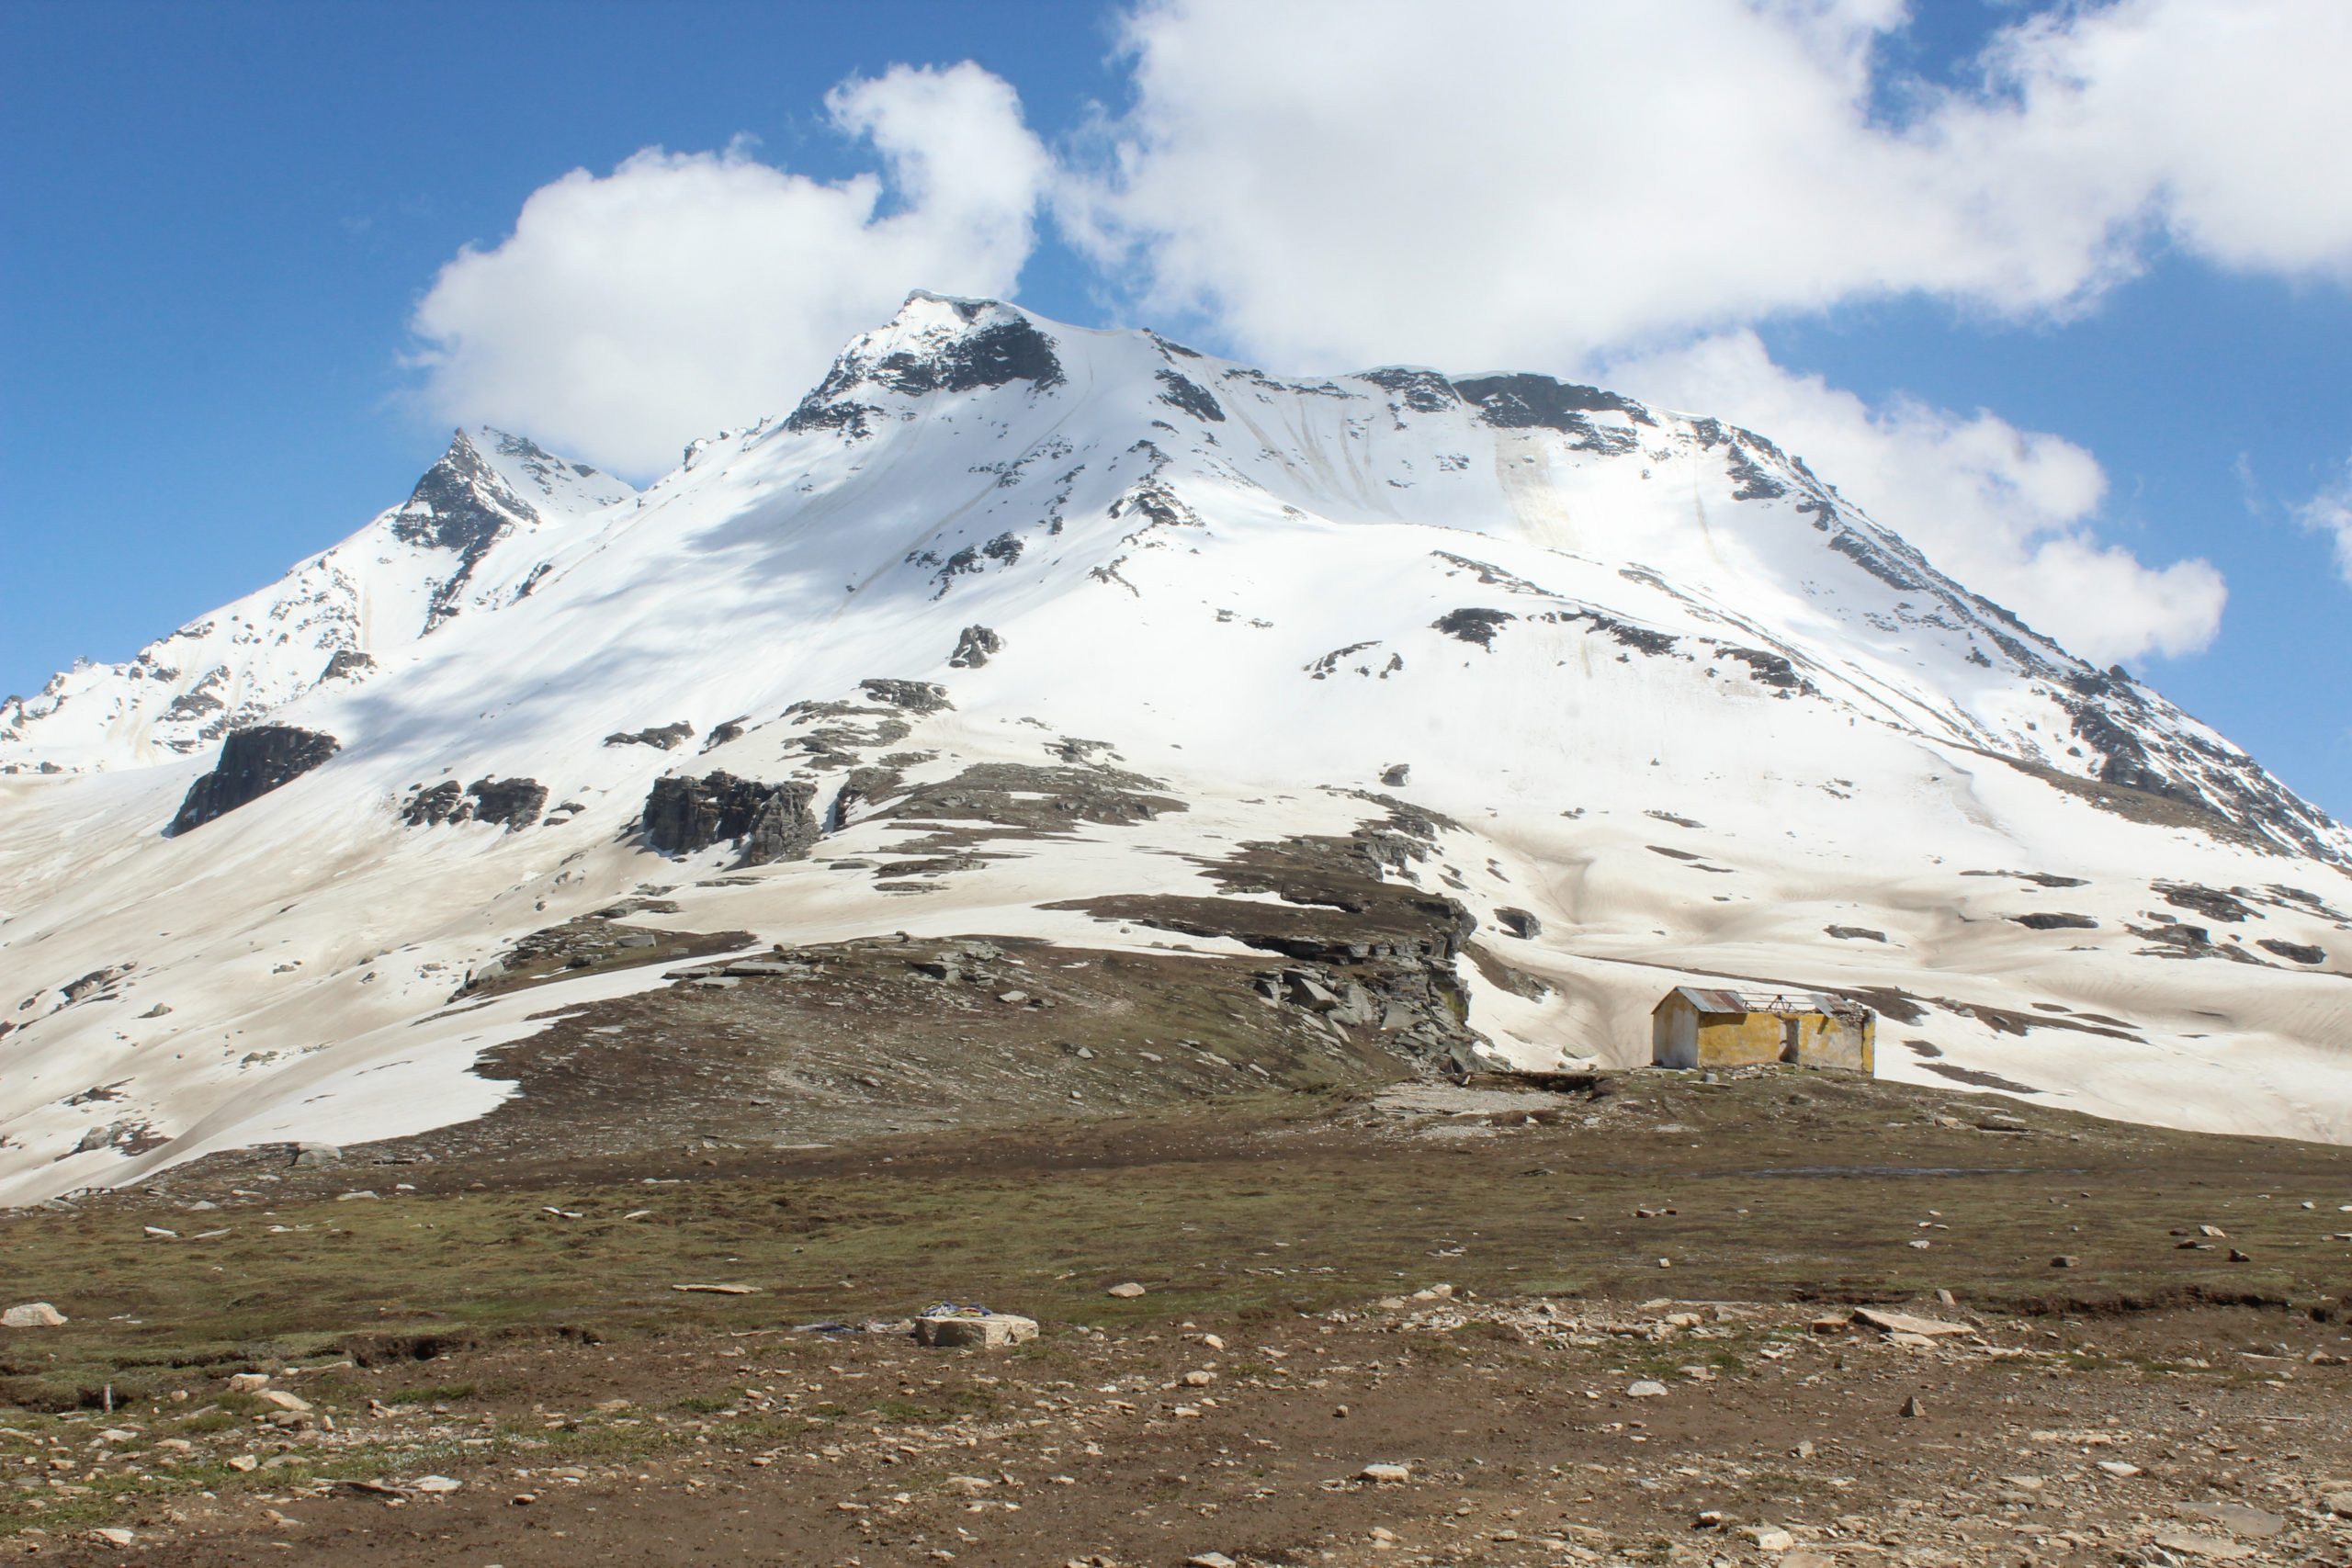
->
[2322,1493,2352,1519]
[2096,1460,2142,1477]
[1106,1281,1148,1299]
[2050,1255,2079,1269]
[1741,1526,1795,1552]
[1198,1333,1227,1351]
[1899,1395,1923,1417]
[2,1302,66,1327]
[2226,1248,2251,1263]
[1360,1462,1411,1483]
[89,1529,135,1546]
[1185,1555,1238,1568]
[1181,1370,1216,1387]
[1625,1380,1670,1398]
[257,1389,311,1413]
[671,1282,760,1294]
[227,1455,259,1472]
[2198,1224,2227,1237]
[334,1190,379,1202]
[227,1372,270,1393]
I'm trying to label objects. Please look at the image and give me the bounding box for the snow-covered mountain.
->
[0,428,632,773]
[3,294,2347,1204]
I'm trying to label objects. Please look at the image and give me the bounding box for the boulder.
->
[913,1313,1038,1348]
[641,772,820,866]
[168,725,340,835]
[948,625,1002,669]
[2,1302,66,1327]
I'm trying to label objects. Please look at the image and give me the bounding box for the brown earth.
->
[5,1068,2350,1567]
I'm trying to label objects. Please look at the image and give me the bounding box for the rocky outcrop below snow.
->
[166,726,340,836]
[401,776,549,832]
[641,773,820,867]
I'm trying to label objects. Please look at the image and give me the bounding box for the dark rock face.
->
[948,625,1002,669]
[1494,908,1542,940]
[858,679,952,714]
[469,777,548,830]
[1155,368,1226,423]
[167,725,340,836]
[1722,648,1814,693]
[2154,881,2255,923]
[401,776,548,831]
[641,772,820,867]
[604,721,695,750]
[791,311,1065,433]
[2010,912,2099,931]
[1361,368,1459,413]
[1433,608,1515,648]
[1380,763,1411,787]
[1452,373,1655,452]
[318,649,377,682]
[2256,938,2326,964]
[388,434,548,631]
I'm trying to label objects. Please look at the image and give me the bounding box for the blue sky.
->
[4,0,2348,818]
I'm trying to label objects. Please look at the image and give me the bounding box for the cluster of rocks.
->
[399,775,549,831]
[604,720,695,750]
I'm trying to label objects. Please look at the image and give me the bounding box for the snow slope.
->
[0,429,633,774]
[2,295,2346,1203]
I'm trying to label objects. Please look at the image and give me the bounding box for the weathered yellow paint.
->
[1649,988,1874,1074]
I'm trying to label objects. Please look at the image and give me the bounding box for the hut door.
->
[1780,1017,1802,1062]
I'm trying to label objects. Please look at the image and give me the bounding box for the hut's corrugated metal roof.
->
[1656,985,1868,1018]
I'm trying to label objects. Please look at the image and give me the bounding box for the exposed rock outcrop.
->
[858,679,952,714]
[948,625,1002,669]
[642,773,820,867]
[167,726,340,836]
[604,721,695,750]
[401,776,548,832]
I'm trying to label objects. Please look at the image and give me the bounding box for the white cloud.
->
[2297,465,2352,584]
[1601,332,2226,663]
[409,63,1050,475]
[1070,0,2352,369]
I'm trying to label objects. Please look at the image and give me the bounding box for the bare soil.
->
[5,1069,2349,1566]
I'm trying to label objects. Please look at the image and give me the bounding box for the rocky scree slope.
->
[2,293,2349,1204]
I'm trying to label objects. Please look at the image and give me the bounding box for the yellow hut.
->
[1650,987,1874,1074]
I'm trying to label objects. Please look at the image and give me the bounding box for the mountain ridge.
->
[2,293,2347,1205]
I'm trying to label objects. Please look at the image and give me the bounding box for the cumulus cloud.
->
[1070,0,2352,369]
[2297,465,2352,584]
[1600,333,2226,662]
[409,63,1050,475]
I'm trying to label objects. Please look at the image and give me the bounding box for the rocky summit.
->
[3,293,2350,1205]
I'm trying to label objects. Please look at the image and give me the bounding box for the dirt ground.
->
[5,1071,2350,1567]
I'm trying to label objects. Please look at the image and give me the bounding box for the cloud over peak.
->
[407,62,1049,477]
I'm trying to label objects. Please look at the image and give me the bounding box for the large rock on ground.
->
[167,725,340,836]
[641,772,820,866]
